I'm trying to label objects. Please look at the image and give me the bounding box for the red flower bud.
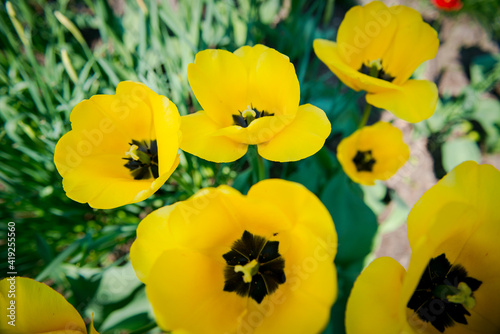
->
[431,0,463,11]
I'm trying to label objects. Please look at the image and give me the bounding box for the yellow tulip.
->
[314,1,439,123]
[130,179,338,334]
[54,81,181,209]
[180,44,331,162]
[0,277,99,334]
[346,161,500,333]
[337,122,409,185]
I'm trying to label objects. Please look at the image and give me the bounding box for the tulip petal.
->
[81,91,154,141]
[407,161,500,249]
[247,289,332,334]
[366,79,438,123]
[61,153,179,209]
[214,114,294,145]
[313,39,399,93]
[0,277,86,334]
[382,6,439,85]
[336,1,398,71]
[180,111,248,162]
[129,204,178,282]
[111,81,181,176]
[131,187,244,283]
[89,316,100,334]
[247,179,337,248]
[257,104,331,162]
[147,249,247,334]
[187,49,248,127]
[345,257,406,334]
[235,45,300,117]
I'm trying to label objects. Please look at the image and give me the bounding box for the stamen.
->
[234,259,260,283]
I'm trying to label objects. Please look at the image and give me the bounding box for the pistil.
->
[234,259,260,283]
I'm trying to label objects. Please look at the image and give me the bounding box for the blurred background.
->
[1,0,499,332]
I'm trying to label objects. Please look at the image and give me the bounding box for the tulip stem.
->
[248,146,266,182]
[358,103,372,129]
[256,153,266,182]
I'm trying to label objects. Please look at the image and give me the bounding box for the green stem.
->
[358,103,372,129]
[170,173,196,196]
[248,146,266,182]
[256,153,265,182]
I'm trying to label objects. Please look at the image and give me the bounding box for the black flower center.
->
[223,230,286,304]
[352,150,376,172]
[407,253,482,333]
[233,105,274,128]
[123,139,159,180]
[358,59,395,82]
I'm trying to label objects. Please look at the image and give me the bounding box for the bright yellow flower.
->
[130,179,337,334]
[346,161,500,334]
[180,44,331,162]
[0,277,99,333]
[54,81,181,209]
[314,1,439,123]
[336,122,409,185]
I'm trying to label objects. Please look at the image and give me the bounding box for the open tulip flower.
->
[346,161,500,334]
[337,122,409,185]
[130,179,337,334]
[54,81,181,209]
[0,277,99,334]
[180,44,331,163]
[314,1,439,123]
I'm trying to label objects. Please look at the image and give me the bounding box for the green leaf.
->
[93,262,143,306]
[320,171,378,265]
[98,287,154,332]
[259,0,280,25]
[441,137,481,173]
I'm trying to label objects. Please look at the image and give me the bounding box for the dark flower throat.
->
[353,150,376,172]
[223,230,286,304]
[407,253,482,333]
[123,139,159,180]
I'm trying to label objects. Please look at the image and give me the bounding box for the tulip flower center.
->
[222,230,286,304]
[359,59,395,82]
[123,139,159,180]
[352,150,376,172]
[407,253,482,333]
[233,105,274,128]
